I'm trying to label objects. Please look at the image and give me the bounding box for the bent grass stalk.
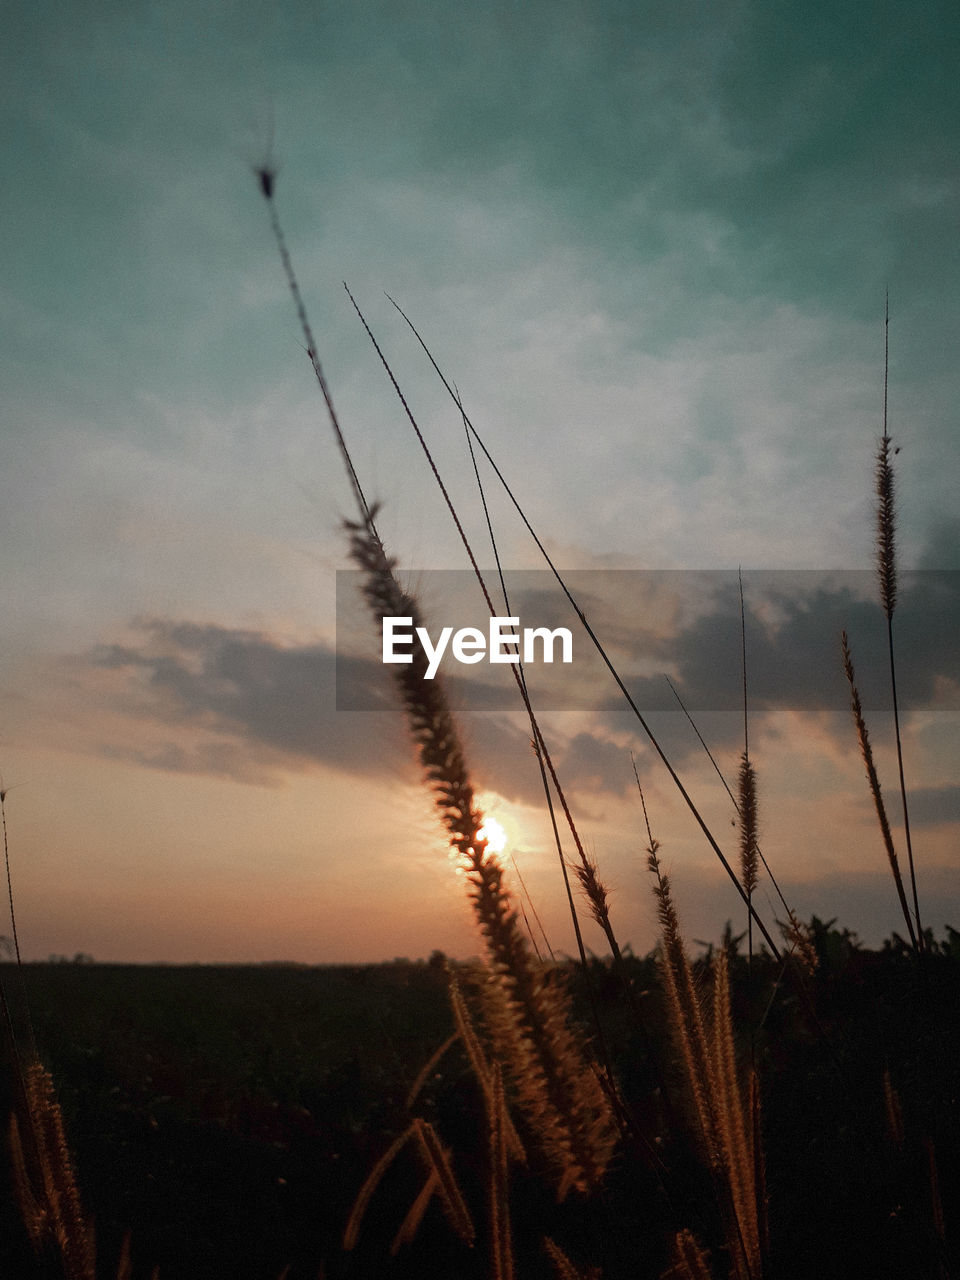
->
[343,1117,476,1253]
[342,283,632,1128]
[259,170,624,1085]
[390,1167,441,1256]
[347,514,617,1197]
[260,171,616,1249]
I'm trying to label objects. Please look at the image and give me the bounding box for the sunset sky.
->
[2,0,959,962]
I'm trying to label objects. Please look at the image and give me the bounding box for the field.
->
[1,940,958,1279]
[1,961,452,1278]
[5,16,959,1273]
[2,179,958,1280]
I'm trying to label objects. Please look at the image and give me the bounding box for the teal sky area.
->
[1,1,958,962]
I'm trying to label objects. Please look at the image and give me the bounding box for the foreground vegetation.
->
[2,176,957,1278]
[1,937,957,1279]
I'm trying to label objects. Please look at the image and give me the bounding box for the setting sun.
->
[477,816,507,856]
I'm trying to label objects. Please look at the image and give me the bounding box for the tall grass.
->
[324,273,954,1274]
[256,173,960,1276]
[876,295,924,953]
[1,793,97,1280]
[2,178,956,1279]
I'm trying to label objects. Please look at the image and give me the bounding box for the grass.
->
[1,943,958,1278]
[0,172,957,1277]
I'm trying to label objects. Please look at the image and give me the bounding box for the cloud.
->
[89,618,570,802]
[905,785,960,828]
[86,553,959,797]
[82,618,624,804]
[781,865,960,946]
[91,620,412,785]
[918,519,960,570]
[509,567,960,715]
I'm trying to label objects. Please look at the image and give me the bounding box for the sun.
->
[477,817,507,856]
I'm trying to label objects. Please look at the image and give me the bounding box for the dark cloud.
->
[509,569,960,715]
[557,730,639,798]
[88,617,674,804]
[92,621,414,786]
[726,573,951,712]
[918,519,960,570]
[779,865,960,947]
[906,785,960,828]
[90,560,958,798]
[91,619,570,801]
[337,567,960,714]
[651,571,959,714]
[458,712,552,808]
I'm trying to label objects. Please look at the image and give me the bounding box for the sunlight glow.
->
[477,817,507,856]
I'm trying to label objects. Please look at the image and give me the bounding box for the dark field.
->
[2,936,959,1279]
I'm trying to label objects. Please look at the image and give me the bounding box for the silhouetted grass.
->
[2,177,957,1280]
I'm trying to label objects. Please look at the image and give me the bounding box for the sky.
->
[1,0,959,962]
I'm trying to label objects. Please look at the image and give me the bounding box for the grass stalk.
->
[645,801,762,1279]
[343,1126,417,1251]
[841,630,919,952]
[711,949,761,1276]
[543,1235,601,1280]
[647,843,719,1172]
[737,573,759,968]
[383,294,781,961]
[412,1116,477,1247]
[343,284,634,1124]
[347,516,617,1195]
[390,1169,440,1255]
[876,297,924,952]
[663,677,797,932]
[738,755,759,969]
[10,1061,95,1280]
[487,1063,515,1280]
[449,977,526,1165]
[260,172,619,1202]
[663,1229,714,1280]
